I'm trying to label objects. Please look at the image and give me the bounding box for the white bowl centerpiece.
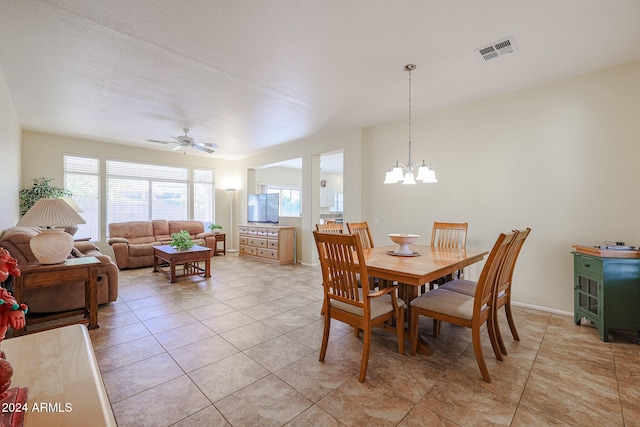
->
[388,233,420,255]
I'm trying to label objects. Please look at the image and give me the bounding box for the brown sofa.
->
[107,220,216,269]
[0,227,119,313]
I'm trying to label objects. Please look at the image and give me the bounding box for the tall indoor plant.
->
[19,178,72,216]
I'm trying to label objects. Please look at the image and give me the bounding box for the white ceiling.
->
[2,1,640,160]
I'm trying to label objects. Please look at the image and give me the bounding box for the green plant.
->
[170,230,194,251]
[208,224,223,230]
[19,177,72,216]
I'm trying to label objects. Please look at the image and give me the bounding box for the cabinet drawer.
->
[575,255,602,276]
[268,239,278,249]
[239,226,249,235]
[240,245,256,255]
[257,228,268,237]
[248,237,267,247]
[257,248,278,259]
[239,236,248,245]
[267,230,279,238]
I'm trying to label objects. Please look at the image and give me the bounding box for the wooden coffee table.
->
[152,245,212,283]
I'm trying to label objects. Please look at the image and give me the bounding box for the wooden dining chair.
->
[438,228,531,355]
[410,231,515,383]
[316,223,344,233]
[313,230,405,383]
[346,222,374,249]
[425,222,469,291]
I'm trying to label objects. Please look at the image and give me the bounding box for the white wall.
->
[0,67,21,230]
[362,61,640,313]
[21,131,235,255]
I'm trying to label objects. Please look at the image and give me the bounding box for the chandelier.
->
[384,64,437,184]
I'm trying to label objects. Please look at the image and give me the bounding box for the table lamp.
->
[16,198,86,264]
[60,196,84,236]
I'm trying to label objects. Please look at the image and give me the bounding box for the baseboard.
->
[512,300,572,317]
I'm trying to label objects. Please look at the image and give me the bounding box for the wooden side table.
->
[213,233,226,256]
[13,257,101,336]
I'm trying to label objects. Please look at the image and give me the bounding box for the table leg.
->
[87,265,99,329]
[170,261,177,283]
[401,283,432,356]
[153,254,159,272]
[204,256,211,278]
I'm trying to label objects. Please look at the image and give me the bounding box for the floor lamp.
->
[226,188,238,253]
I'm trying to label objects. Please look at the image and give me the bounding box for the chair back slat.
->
[431,222,468,249]
[346,222,374,249]
[314,231,367,305]
[496,228,532,297]
[474,231,515,314]
[316,223,344,234]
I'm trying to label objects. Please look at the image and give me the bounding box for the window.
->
[193,169,214,228]
[330,193,344,213]
[64,155,100,240]
[266,185,301,217]
[107,160,189,225]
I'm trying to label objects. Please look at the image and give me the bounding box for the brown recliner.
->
[108,220,215,269]
[0,226,119,313]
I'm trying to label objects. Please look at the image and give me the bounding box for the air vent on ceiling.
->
[477,37,517,61]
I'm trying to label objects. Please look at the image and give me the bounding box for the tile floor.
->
[86,254,640,426]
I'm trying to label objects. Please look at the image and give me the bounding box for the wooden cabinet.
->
[238,225,295,265]
[573,248,640,342]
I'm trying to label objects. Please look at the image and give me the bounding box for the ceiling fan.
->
[147,128,218,153]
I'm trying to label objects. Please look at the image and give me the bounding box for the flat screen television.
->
[247,193,279,224]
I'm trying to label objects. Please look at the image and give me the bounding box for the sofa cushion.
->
[168,221,204,236]
[128,243,158,257]
[108,221,154,241]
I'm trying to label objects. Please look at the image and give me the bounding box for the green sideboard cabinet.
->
[573,247,640,342]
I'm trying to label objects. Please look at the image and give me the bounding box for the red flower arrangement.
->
[0,248,20,284]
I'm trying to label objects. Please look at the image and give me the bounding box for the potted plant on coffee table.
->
[170,230,194,251]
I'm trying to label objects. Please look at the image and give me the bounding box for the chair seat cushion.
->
[438,279,476,297]
[331,288,405,320]
[410,288,475,320]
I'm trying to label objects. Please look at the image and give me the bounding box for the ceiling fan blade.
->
[147,139,172,144]
[171,144,183,151]
[194,141,218,148]
[192,144,215,153]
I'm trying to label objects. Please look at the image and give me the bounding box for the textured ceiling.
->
[1,0,640,160]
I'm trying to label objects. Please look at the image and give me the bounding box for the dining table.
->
[356,244,489,355]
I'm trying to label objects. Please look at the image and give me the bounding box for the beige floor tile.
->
[169,334,239,372]
[153,321,217,351]
[134,301,184,321]
[219,321,281,350]
[94,335,165,373]
[275,352,359,402]
[201,311,255,334]
[112,375,210,427]
[189,352,270,403]
[418,374,519,426]
[511,403,573,426]
[142,310,198,334]
[521,373,624,426]
[89,320,151,351]
[244,335,314,372]
[261,309,320,333]
[215,375,312,426]
[186,300,236,320]
[102,353,184,403]
[317,377,415,426]
[171,405,231,427]
[285,405,342,427]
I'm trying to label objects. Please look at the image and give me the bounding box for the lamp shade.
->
[16,198,86,264]
[17,198,86,228]
[61,196,84,213]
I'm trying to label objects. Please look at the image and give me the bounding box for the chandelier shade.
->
[384,64,438,185]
